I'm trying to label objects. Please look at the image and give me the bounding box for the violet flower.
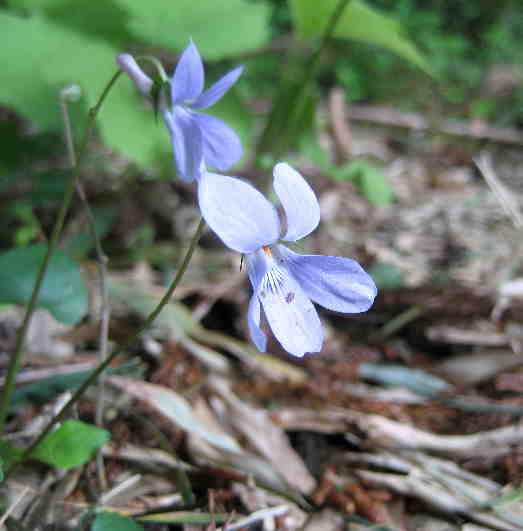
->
[117,41,243,182]
[199,163,377,357]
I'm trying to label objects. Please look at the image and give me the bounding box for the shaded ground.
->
[2,99,523,530]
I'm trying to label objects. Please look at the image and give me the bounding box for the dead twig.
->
[351,451,523,531]
[348,104,523,145]
[275,407,523,458]
[0,485,31,526]
[215,505,289,531]
[474,152,523,229]
[0,361,98,386]
[328,86,353,161]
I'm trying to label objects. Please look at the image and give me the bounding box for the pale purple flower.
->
[199,163,377,357]
[117,41,243,182]
[163,41,243,182]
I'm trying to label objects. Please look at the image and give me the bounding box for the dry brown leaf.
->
[208,376,316,495]
[274,407,523,458]
[436,350,522,387]
[108,376,242,453]
[301,509,345,531]
[186,398,294,495]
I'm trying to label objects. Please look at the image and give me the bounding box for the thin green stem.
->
[60,93,78,167]
[302,0,352,95]
[276,0,352,161]
[0,71,122,436]
[60,91,111,490]
[6,217,205,477]
[256,0,352,162]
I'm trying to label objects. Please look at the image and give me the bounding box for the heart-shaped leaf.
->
[32,420,110,469]
[0,243,88,324]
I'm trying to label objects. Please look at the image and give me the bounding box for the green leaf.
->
[256,71,317,159]
[0,243,88,324]
[328,160,393,205]
[114,0,271,60]
[32,420,110,469]
[91,511,145,531]
[8,203,41,247]
[11,361,142,411]
[298,128,331,170]
[329,160,364,181]
[0,439,24,470]
[359,363,452,397]
[368,261,404,289]
[289,0,432,74]
[0,11,168,169]
[358,165,393,206]
[29,170,71,205]
[11,0,134,46]
[139,511,229,524]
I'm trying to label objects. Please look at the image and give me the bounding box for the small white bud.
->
[117,53,153,96]
[60,84,82,102]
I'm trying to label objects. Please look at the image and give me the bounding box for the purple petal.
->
[258,263,323,357]
[198,173,280,253]
[278,245,377,313]
[162,106,203,183]
[192,66,244,109]
[192,113,242,171]
[171,40,204,104]
[248,294,267,352]
[273,163,320,241]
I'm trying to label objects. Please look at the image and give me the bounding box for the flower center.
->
[262,245,272,258]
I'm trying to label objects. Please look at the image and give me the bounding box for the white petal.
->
[273,162,320,241]
[198,173,280,253]
[251,251,323,357]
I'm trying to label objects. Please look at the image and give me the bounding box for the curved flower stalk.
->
[199,163,377,357]
[117,53,154,96]
[117,40,243,182]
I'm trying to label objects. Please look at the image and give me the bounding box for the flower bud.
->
[117,53,153,96]
[60,84,82,102]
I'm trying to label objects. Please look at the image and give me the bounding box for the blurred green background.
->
[1,0,522,253]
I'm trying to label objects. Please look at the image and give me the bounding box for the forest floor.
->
[2,95,523,530]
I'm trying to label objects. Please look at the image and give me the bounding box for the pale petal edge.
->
[273,162,320,242]
[198,173,280,253]
[248,294,267,352]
